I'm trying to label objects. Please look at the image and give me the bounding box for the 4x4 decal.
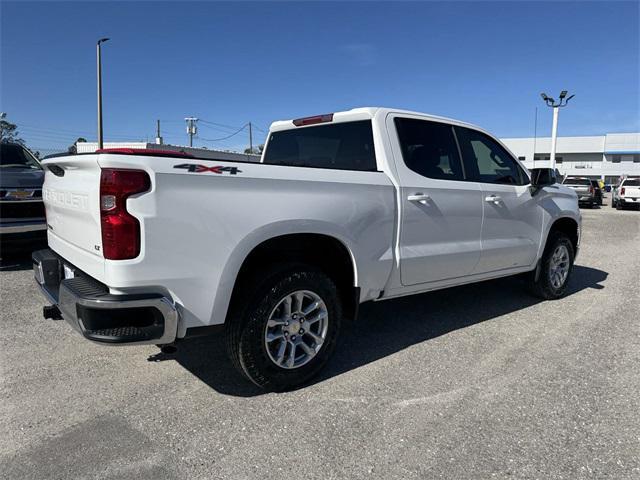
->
[174,163,242,175]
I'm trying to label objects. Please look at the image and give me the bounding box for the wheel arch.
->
[547,216,580,254]
[211,223,360,327]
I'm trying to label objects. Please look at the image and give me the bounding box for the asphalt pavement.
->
[1,206,639,479]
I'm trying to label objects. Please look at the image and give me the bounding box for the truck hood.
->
[0,168,45,188]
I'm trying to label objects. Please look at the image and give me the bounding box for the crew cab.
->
[612,177,640,210]
[32,107,581,390]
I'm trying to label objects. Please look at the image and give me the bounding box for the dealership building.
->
[500,132,640,184]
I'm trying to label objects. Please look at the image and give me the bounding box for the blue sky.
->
[1,1,638,153]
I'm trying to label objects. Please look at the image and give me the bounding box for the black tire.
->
[611,197,616,208]
[616,201,623,210]
[225,264,342,391]
[527,231,575,300]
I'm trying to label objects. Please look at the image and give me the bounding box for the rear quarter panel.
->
[96,155,396,331]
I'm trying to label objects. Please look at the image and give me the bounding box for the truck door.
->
[454,126,542,273]
[388,115,483,286]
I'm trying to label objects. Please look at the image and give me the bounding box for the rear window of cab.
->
[263,120,377,172]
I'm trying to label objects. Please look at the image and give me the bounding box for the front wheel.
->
[527,232,575,300]
[226,266,342,391]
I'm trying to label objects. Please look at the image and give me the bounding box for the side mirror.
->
[530,168,556,188]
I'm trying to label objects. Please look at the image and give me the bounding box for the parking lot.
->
[1,206,638,479]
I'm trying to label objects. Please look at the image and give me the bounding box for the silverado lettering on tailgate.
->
[174,164,242,175]
[44,189,89,211]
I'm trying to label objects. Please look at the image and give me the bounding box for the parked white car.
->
[612,177,640,210]
[33,107,581,390]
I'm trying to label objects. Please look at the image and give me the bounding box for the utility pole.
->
[155,120,163,145]
[97,37,110,149]
[249,122,253,154]
[185,117,198,147]
[540,91,575,170]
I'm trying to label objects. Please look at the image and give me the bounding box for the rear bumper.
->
[620,197,640,204]
[32,249,178,345]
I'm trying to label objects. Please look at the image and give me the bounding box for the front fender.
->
[535,184,582,260]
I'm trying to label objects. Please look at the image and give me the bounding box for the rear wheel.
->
[226,265,342,391]
[616,201,624,210]
[527,232,575,300]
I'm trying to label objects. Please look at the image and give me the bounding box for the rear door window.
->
[394,118,465,181]
[455,127,528,185]
[263,120,377,171]
[623,178,640,186]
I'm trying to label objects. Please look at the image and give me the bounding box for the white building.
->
[75,142,261,163]
[501,132,640,184]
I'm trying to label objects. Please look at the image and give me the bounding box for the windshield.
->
[563,177,590,186]
[623,178,640,187]
[0,144,42,169]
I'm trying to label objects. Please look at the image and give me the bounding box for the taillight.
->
[621,187,626,195]
[100,169,150,260]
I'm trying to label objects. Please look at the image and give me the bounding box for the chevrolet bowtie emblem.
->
[3,189,35,200]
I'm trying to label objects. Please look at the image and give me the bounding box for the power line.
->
[252,124,268,133]
[198,122,241,134]
[199,119,245,132]
[198,123,248,142]
[18,122,144,139]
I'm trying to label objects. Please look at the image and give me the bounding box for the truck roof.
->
[269,107,483,133]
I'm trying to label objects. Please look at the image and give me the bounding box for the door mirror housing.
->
[530,168,556,188]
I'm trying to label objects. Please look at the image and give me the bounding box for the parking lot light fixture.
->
[540,90,575,170]
[97,38,110,150]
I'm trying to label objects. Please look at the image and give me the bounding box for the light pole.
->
[540,90,574,170]
[97,37,110,149]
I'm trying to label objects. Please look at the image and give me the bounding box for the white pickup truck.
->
[612,176,640,209]
[33,107,581,390]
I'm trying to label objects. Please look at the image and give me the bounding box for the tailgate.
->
[42,155,104,265]
[623,187,640,197]
[566,185,589,195]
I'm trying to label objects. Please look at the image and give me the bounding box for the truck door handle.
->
[408,193,431,204]
[484,195,502,204]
